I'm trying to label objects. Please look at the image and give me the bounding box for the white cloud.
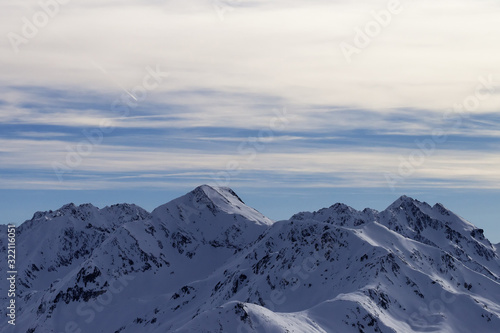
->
[1,138,500,189]
[1,0,499,116]
[1,0,500,191]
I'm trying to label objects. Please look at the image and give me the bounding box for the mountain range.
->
[1,185,499,332]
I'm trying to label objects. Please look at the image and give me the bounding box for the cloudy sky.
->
[1,0,500,241]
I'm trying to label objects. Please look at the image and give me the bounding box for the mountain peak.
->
[194,184,245,205]
[395,194,415,203]
[329,202,356,212]
[24,202,151,234]
[153,185,273,226]
[31,202,98,221]
[61,202,77,209]
[150,185,273,249]
[186,185,271,224]
[432,202,449,213]
[386,195,425,211]
[5,188,500,333]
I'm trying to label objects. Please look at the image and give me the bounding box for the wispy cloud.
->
[2,0,500,111]
[1,0,500,194]
[1,135,500,190]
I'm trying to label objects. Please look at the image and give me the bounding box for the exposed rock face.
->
[1,186,499,333]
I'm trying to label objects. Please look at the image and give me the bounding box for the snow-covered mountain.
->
[1,185,499,333]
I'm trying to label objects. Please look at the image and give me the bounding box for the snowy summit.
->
[1,185,499,333]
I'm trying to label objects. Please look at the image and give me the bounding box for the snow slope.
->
[1,186,499,333]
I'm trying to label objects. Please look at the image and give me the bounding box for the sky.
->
[1,0,500,242]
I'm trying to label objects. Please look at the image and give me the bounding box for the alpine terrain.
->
[1,185,499,333]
